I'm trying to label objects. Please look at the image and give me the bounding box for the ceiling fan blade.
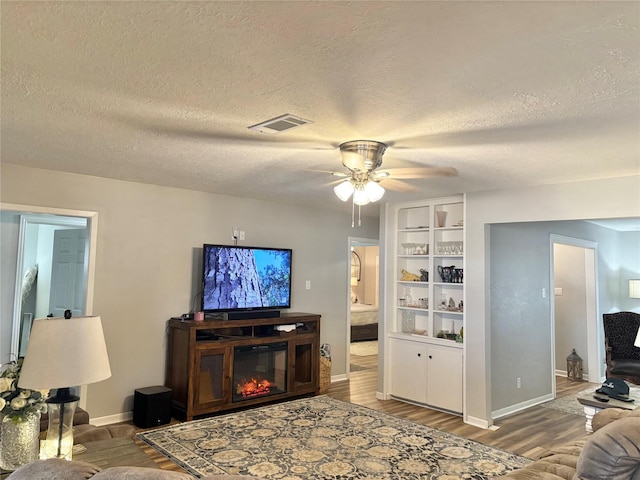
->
[380,178,422,193]
[321,177,349,188]
[376,167,458,179]
[331,171,349,178]
[303,167,348,176]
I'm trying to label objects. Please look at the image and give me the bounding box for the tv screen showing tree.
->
[202,245,292,312]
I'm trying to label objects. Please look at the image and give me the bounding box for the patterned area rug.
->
[540,387,597,416]
[540,384,640,416]
[138,396,529,479]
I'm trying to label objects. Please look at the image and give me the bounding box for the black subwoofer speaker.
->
[133,385,172,428]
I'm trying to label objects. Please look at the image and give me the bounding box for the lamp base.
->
[40,388,79,460]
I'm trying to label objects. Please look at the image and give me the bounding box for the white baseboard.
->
[555,370,590,381]
[464,415,491,429]
[492,392,553,420]
[331,374,348,383]
[91,411,132,427]
[375,391,386,400]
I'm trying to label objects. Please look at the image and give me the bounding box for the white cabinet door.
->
[426,345,463,413]
[390,338,427,403]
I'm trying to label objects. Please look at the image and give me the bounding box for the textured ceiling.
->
[2,1,639,217]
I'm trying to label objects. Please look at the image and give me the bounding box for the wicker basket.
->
[319,356,331,394]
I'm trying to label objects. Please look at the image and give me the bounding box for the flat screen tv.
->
[201,244,292,314]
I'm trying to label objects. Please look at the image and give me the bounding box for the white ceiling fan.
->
[330,139,457,226]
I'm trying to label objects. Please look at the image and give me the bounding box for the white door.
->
[390,338,428,403]
[426,345,463,413]
[49,229,87,317]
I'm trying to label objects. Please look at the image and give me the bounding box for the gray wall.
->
[488,220,627,413]
[464,175,640,426]
[1,164,379,419]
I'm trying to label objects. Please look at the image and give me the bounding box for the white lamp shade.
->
[353,188,370,205]
[635,328,640,348]
[629,279,640,299]
[19,316,112,390]
[364,181,385,202]
[334,180,354,201]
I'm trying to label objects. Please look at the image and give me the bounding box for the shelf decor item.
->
[401,269,420,281]
[401,311,415,333]
[436,210,447,227]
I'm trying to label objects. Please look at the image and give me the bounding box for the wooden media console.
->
[165,312,321,420]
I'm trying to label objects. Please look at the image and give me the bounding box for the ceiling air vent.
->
[248,114,312,134]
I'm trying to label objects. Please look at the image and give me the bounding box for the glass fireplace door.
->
[233,342,288,402]
[194,347,230,411]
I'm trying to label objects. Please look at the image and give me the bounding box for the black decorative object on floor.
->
[133,386,172,428]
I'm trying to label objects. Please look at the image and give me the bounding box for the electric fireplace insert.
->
[232,342,288,402]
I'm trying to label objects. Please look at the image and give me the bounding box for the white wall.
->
[465,175,640,426]
[0,164,379,419]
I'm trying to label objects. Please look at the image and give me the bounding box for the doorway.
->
[550,235,600,397]
[1,203,98,360]
[346,237,379,378]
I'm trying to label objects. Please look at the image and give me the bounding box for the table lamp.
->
[19,316,111,460]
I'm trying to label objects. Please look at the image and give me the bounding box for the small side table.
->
[577,392,639,432]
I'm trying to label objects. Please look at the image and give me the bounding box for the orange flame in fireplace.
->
[237,378,272,398]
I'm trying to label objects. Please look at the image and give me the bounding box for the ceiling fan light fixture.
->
[334,180,355,201]
[353,186,371,206]
[364,181,385,202]
[339,140,387,172]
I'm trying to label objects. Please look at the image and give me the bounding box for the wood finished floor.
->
[131,352,596,473]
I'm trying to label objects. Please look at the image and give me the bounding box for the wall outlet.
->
[516,377,521,389]
[239,231,245,240]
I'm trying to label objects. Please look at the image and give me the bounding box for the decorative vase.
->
[436,211,447,228]
[0,411,41,471]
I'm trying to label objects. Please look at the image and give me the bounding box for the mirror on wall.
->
[0,205,98,362]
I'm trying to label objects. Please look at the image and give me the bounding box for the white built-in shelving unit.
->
[385,195,465,414]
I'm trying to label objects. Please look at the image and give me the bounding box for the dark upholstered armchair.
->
[603,311,640,385]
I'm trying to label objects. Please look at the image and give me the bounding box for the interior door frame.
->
[549,234,600,396]
[346,236,379,379]
[2,203,98,408]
